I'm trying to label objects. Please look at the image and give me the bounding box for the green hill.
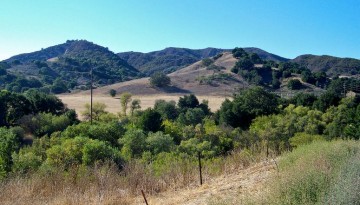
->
[292,54,360,77]
[1,40,140,93]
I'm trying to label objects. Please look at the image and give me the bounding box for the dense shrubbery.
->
[0,87,360,203]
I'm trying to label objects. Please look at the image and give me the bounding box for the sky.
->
[1,0,359,61]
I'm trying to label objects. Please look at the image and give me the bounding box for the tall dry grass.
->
[0,149,261,205]
[264,140,360,205]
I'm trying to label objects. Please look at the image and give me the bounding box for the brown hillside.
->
[58,52,243,116]
[68,52,244,96]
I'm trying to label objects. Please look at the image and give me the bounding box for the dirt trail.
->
[132,160,276,205]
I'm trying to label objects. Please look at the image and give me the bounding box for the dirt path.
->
[132,160,276,205]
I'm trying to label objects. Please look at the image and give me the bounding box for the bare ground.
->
[131,160,276,205]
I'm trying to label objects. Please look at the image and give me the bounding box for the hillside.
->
[1,40,139,93]
[292,54,360,77]
[58,52,324,118]
[69,52,244,96]
[118,47,288,75]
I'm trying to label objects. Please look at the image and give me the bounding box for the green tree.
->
[109,89,116,97]
[120,92,132,116]
[232,47,248,58]
[24,90,66,115]
[82,140,120,166]
[81,102,108,121]
[0,127,21,178]
[138,108,163,132]
[51,78,68,94]
[289,93,318,107]
[0,90,32,127]
[233,58,254,71]
[119,129,146,159]
[249,53,262,64]
[146,131,174,154]
[177,108,205,126]
[130,99,141,116]
[178,94,199,110]
[154,100,178,120]
[149,72,171,87]
[218,87,280,128]
[287,79,302,90]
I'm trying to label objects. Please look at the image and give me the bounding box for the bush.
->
[119,129,147,159]
[18,113,73,137]
[201,58,214,67]
[146,131,174,154]
[82,140,121,166]
[0,128,21,177]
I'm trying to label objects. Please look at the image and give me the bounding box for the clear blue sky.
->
[1,0,359,60]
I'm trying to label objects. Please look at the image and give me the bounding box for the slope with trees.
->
[1,40,140,94]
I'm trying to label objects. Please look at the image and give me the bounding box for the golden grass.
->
[0,150,270,205]
[58,94,229,119]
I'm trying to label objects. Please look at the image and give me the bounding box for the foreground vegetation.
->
[209,140,360,205]
[0,84,360,204]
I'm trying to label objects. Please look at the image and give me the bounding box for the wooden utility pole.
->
[90,67,93,124]
[198,152,203,185]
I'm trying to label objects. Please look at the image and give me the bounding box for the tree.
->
[234,58,254,71]
[149,72,171,87]
[218,87,280,128]
[178,94,199,110]
[138,108,163,132]
[289,93,318,107]
[119,129,146,159]
[24,90,66,115]
[120,92,132,116]
[81,102,107,121]
[250,53,262,64]
[146,131,174,154]
[130,99,141,116]
[51,79,68,94]
[0,68,7,76]
[0,127,21,177]
[177,108,205,126]
[0,90,32,127]
[109,89,116,97]
[287,79,302,90]
[154,100,178,120]
[232,47,248,58]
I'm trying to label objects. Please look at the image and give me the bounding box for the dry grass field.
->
[58,94,229,118]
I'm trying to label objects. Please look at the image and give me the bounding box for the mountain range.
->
[117,47,288,75]
[1,40,360,94]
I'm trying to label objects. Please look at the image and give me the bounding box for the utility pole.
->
[90,67,93,124]
[198,152,203,185]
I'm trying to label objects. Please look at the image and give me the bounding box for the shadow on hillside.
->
[157,85,191,94]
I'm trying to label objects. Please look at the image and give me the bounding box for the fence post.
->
[141,190,149,205]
